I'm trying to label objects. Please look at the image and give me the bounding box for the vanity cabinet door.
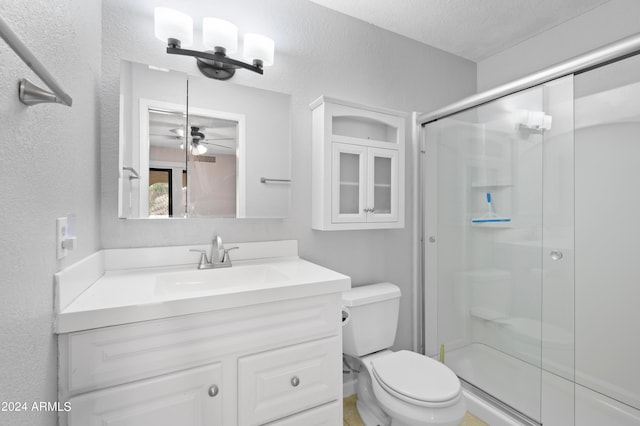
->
[68,363,223,426]
[237,336,341,426]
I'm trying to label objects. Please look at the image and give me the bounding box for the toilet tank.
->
[342,282,401,357]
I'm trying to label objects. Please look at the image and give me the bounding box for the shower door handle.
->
[550,250,563,261]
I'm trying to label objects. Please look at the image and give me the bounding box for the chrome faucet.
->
[190,236,239,269]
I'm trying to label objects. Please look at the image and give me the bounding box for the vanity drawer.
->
[237,336,341,426]
[60,294,339,395]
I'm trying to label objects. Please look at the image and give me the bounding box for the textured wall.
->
[101,0,476,352]
[477,0,640,90]
[0,0,101,425]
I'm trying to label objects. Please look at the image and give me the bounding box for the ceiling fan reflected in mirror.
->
[185,126,235,156]
[151,125,235,156]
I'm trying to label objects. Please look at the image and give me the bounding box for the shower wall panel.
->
[574,53,640,413]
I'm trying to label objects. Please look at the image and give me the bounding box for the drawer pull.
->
[290,376,300,387]
[208,384,219,397]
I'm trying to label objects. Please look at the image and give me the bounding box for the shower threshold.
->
[461,379,541,426]
[445,343,543,425]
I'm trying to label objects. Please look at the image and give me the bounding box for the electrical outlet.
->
[57,217,68,259]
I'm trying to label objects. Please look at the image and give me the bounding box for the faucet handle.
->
[189,249,210,268]
[221,246,239,263]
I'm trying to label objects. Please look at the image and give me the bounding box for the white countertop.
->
[54,241,351,333]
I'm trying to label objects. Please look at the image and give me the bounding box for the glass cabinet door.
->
[367,147,398,222]
[331,143,367,223]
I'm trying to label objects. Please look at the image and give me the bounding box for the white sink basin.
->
[156,264,290,295]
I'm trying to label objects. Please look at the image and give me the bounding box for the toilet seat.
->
[371,350,462,408]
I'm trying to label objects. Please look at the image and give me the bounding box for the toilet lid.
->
[371,350,461,403]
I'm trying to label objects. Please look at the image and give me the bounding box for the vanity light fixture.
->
[154,7,274,80]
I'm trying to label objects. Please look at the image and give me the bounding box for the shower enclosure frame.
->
[417,32,640,424]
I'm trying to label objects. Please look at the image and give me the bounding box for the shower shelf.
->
[470,307,510,322]
[471,220,513,228]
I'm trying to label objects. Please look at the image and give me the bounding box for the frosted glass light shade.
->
[154,7,193,47]
[243,33,274,66]
[203,18,238,53]
[193,144,207,155]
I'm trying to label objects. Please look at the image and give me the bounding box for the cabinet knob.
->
[550,250,563,261]
[290,376,300,387]
[208,385,219,397]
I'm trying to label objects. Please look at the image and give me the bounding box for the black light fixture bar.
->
[167,45,264,78]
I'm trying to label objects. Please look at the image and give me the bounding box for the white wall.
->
[101,0,477,351]
[477,0,640,91]
[0,0,101,425]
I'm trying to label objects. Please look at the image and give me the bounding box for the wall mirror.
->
[118,60,291,219]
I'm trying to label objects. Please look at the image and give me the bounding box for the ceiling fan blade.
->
[150,134,183,139]
[200,142,234,149]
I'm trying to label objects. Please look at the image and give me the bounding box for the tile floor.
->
[343,395,489,426]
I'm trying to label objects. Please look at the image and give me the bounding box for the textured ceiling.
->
[308,0,610,61]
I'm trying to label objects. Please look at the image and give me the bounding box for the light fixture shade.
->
[202,17,238,53]
[243,33,274,66]
[154,7,193,47]
[192,143,207,155]
[189,143,207,155]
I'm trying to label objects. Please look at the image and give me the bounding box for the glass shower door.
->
[424,76,575,424]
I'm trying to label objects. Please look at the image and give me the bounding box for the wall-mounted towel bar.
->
[0,16,72,107]
[260,177,291,183]
[123,166,141,180]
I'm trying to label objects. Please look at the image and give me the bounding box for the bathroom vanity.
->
[54,241,350,425]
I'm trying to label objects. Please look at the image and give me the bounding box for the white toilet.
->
[342,283,466,426]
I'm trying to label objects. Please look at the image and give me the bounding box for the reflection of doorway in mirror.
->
[142,103,244,218]
[147,106,189,217]
[186,112,240,218]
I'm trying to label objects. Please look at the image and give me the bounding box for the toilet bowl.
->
[370,350,466,426]
[342,283,466,426]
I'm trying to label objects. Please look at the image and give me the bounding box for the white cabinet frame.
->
[311,96,406,230]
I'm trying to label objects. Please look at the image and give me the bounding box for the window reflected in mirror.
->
[148,168,172,217]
